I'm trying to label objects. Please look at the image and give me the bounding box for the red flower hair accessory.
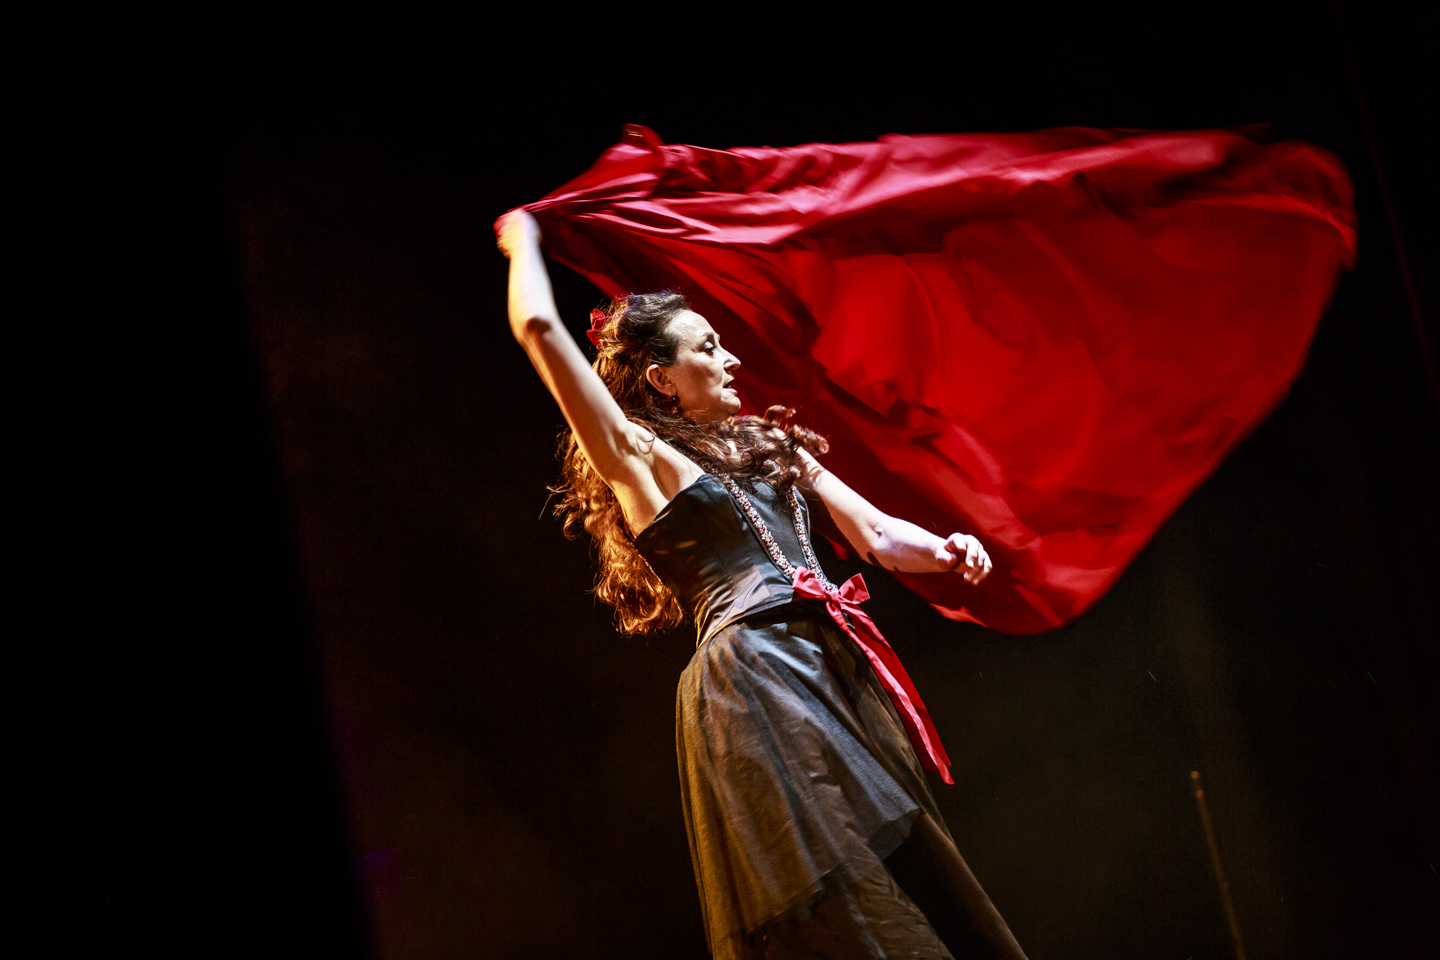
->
[585,308,609,347]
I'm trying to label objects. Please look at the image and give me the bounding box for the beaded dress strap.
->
[714,475,955,784]
[714,475,837,592]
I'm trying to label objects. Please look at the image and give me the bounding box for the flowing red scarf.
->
[503,124,1355,633]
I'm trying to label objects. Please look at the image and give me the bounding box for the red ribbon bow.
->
[585,308,608,347]
[791,567,954,785]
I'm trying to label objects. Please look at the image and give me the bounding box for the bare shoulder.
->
[606,422,707,534]
[626,421,706,499]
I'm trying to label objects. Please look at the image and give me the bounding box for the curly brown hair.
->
[552,291,829,635]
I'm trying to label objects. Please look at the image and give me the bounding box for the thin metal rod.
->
[1191,770,1248,960]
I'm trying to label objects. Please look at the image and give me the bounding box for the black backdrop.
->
[47,3,1437,957]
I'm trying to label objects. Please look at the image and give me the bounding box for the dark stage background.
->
[49,3,1436,958]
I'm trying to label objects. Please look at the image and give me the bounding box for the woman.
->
[499,208,1026,960]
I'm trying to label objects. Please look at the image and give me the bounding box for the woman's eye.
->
[703,342,716,353]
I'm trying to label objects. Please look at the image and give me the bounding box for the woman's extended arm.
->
[498,212,671,517]
[798,450,992,583]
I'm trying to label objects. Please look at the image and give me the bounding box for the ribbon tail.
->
[838,602,954,785]
[853,636,955,785]
[792,567,954,784]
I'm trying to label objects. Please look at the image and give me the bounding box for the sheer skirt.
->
[676,604,957,959]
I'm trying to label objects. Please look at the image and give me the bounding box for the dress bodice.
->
[635,475,819,646]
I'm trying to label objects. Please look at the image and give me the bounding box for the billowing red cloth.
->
[507,124,1355,633]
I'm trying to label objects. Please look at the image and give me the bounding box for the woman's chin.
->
[688,395,742,422]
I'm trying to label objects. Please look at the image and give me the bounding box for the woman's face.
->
[647,310,742,422]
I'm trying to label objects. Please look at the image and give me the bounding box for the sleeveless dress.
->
[636,475,957,960]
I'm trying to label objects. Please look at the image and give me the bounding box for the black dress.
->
[636,475,958,959]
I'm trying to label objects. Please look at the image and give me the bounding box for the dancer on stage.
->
[499,208,1027,959]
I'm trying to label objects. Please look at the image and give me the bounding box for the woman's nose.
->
[724,350,741,370]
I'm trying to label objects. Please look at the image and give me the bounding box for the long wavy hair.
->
[552,291,828,635]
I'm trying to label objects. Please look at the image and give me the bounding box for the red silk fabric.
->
[792,567,954,784]
[507,125,1355,633]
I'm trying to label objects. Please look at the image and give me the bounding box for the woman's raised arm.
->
[498,212,662,498]
[797,450,992,583]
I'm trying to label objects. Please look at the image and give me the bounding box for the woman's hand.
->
[943,533,992,584]
[497,210,541,260]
